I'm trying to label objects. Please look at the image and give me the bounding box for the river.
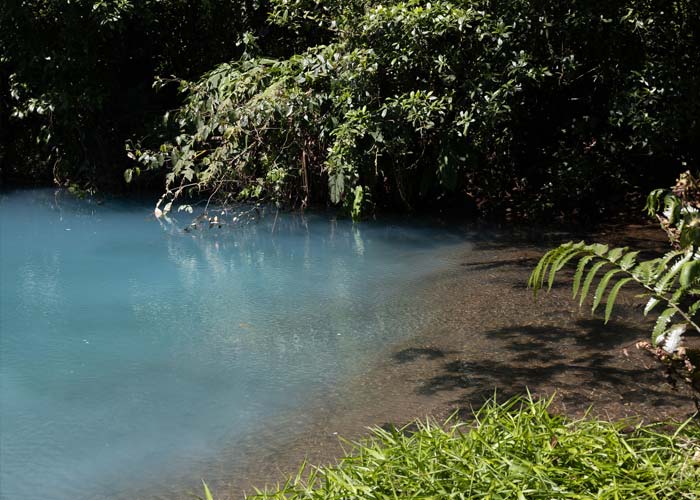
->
[0,189,470,499]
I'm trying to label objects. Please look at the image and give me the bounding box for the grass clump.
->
[248,397,700,499]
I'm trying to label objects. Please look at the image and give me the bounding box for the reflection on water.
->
[0,189,469,499]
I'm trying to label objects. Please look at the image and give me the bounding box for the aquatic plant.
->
[530,172,700,393]
[203,396,700,499]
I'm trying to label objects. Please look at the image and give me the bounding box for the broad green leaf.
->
[329,169,345,204]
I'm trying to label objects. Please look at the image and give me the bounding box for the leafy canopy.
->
[134,0,700,219]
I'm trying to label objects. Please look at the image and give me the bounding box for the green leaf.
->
[688,299,700,318]
[606,247,626,263]
[591,244,609,256]
[124,168,133,183]
[604,277,633,323]
[548,245,581,290]
[652,307,676,344]
[592,269,623,313]
[573,254,595,298]
[664,194,681,225]
[618,251,639,271]
[644,297,660,316]
[579,260,608,307]
[202,480,214,500]
[351,186,364,222]
[329,169,345,204]
[679,259,700,288]
[528,248,559,295]
[654,251,692,294]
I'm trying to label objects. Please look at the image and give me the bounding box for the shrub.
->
[138,0,700,219]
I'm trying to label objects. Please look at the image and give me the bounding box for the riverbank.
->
[214,222,698,498]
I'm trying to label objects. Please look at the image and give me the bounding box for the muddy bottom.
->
[211,223,699,499]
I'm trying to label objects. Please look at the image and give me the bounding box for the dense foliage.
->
[530,172,700,392]
[134,0,700,219]
[0,0,275,188]
[3,1,699,218]
[203,397,700,499]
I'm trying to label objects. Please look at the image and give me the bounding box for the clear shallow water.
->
[0,189,469,499]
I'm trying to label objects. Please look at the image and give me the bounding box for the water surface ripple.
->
[0,189,468,499]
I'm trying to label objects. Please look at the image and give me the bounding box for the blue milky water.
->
[0,189,468,499]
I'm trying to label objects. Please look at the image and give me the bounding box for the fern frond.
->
[572,254,595,299]
[548,242,585,290]
[653,307,677,343]
[644,297,660,316]
[579,260,608,307]
[605,278,633,323]
[529,242,578,296]
[605,247,626,263]
[652,250,686,282]
[619,251,639,271]
[592,269,623,313]
[654,251,692,294]
[528,246,562,295]
[530,241,700,351]
[688,300,700,317]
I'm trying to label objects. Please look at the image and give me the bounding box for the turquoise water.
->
[0,189,467,499]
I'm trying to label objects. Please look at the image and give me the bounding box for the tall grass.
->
[240,396,700,499]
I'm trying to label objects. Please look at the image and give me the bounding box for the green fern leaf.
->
[644,297,660,316]
[633,260,659,286]
[679,259,700,287]
[645,188,666,216]
[591,244,609,257]
[604,277,633,323]
[618,251,639,271]
[606,247,626,263]
[669,286,690,305]
[530,245,570,296]
[572,255,595,298]
[653,250,685,281]
[579,260,608,307]
[548,245,584,290]
[554,242,585,272]
[593,269,623,313]
[652,307,676,344]
[688,300,700,317]
[654,251,692,294]
[529,248,556,292]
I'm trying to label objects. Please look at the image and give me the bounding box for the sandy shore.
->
[215,222,698,498]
